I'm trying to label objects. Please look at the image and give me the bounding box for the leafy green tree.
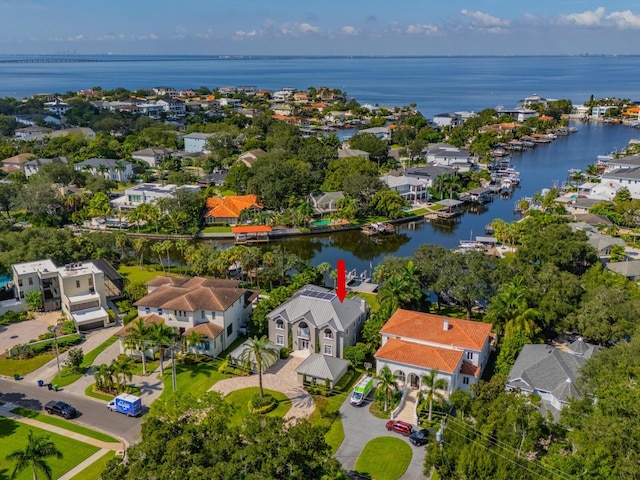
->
[370,189,409,219]
[65,347,84,374]
[322,156,379,192]
[343,342,369,367]
[348,133,389,167]
[6,430,63,480]
[240,335,279,397]
[25,290,44,312]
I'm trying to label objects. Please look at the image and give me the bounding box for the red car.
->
[386,420,413,436]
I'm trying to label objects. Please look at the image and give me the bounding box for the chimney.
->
[443,318,449,331]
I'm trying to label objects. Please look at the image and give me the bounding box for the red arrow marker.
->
[336,260,347,302]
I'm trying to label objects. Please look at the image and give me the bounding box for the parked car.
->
[44,401,77,419]
[409,428,429,446]
[386,420,413,436]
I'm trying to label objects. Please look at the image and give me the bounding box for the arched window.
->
[298,322,310,338]
[276,319,285,330]
[324,328,333,340]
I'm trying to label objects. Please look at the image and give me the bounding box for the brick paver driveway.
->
[210,353,315,420]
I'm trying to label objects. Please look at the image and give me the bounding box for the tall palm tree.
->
[110,357,134,391]
[93,363,115,393]
[149,323,175,376]
[421,369,448,422]
[6,430,63,480]
[185,330,207,361]
[374,365,399,412]
[126,318,151,375]
[240,335,279,398]
[132,237,148,269]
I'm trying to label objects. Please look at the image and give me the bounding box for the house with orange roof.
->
[374,309,493,395]
[203,194,262,225]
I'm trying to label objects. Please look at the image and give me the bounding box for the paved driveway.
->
[335,394,427,479]
[0,316,55,353]
[210,354,315,420]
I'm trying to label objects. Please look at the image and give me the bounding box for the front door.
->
[300,339,309,350]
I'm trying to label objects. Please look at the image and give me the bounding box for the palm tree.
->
[149,323,175,376]
[132,237,148,269]
[114,160,126,183]
[6,430,63,480]
[126,318,151,375]
[421,369,448,422]
[110,357,134,391]
[240,335,279,398]
[374,365,399,412]
[185,330,207,361]
[93,363,115,393]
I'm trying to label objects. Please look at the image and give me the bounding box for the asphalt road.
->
[0,378,142,446]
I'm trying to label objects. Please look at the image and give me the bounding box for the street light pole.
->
[50,325,60,375]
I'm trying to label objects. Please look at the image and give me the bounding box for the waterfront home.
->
[374,309,492,395]
[203,194,262,225]
[338,148,370,159]
[563,198,602,215]
[497,107,539,122]
[522,93,548,106]
[12,259,110,331]
[24,157,70,179]
[506,339,600,419]
[425,143,474,171]
[74,158,134,182]
[380,174,429,202]
[237,148,267,168]
[131,147,175,168]
[602,154,640,173]
[132,276,257,357]
[0,153,35,174]
[591,106,617,117]
[358,126,392,142]
[577,181,623,201]
[601,167,640,199]
[267,285,368,358]
[308,191,344,215]
[432,112,464,128]
[112,183,200,210]
[184,132,217,153]
[404,165,456,188]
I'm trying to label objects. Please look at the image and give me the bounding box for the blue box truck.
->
[107,393,142,417]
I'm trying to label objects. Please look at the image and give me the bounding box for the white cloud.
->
[235,30,259,38]
[461,9,510,28]
[405,24,439,35]
[341,25,358,36]
[607,10,640,29]
[67,34,83,42]
[561,7,605,26]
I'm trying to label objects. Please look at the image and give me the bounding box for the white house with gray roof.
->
[601,166,640,199]
[380,174,429,202]
[74,158,133,182]
[425,143,474,171]
[308,191,344,214]
[295,353,350,387]
[507,339,600,418]
[267,285,368,358]
[184,132,217,153]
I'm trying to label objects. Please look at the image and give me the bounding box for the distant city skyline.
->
[1,1,640,56]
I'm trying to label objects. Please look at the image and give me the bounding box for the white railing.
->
[390,388,408,420]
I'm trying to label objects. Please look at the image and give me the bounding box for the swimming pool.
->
[310,219,332,227]
[0,275,11,288]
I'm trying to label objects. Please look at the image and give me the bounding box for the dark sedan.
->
[409,428,429,446]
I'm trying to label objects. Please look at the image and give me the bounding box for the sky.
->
[1,1,640,56]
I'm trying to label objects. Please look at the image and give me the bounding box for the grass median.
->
[355,436,413,480]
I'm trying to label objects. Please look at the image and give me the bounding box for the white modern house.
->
[380,174,429,202]
[112,183,200,210]
[425,143,474,171]
[74,158,134,182]
[184,133,217,153]
[375,309,493,395]
[12,259,110,331]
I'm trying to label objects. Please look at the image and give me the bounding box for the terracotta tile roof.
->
[116,314,165,337]
[460,360,481,377]
[375,338,463,374]
[134,284,252,312]
[380,309,492,351]
[1,153,35,165]
[185,322,224,339]
[204,194,262,220]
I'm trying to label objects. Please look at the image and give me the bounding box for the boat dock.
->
[346,268,378,293]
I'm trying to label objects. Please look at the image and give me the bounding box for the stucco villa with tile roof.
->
[375,309,493,395]
[203,194,262,225]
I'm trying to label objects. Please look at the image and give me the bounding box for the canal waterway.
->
[266,122,640,275]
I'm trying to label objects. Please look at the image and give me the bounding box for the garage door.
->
[78,320,105,332]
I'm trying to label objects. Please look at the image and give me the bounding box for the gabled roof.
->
[1,153,35,165]
[606,260,640,278]
[267,285,365,333]
[116,314,165,337]
[506,344,598,403]
[144,276,241,289]
[295,353,350,381]
[380,309,492,351]
[185,322,224,339]
[375,338,463,374]
[204,195,262,219]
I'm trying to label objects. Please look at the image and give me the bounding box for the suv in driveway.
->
[386,420,413,436]
[409,428,429,446]
[44,401,77,419]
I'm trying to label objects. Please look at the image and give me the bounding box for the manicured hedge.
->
[10,334,83,358]
[248,393,278,414]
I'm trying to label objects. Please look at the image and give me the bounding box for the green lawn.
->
[130,359,159,376]
[225,387,291,427]
[69,451,117,480]
[10,407,118,443]
[0,352,56,377]
[408,208,428,215]
[356,292,380,313]
[117,265,168,285]
[201,226,233,233]
[324,416,345,454]
[50,336,119,386]
[0,417,100,480]
[160,360,232,399]
[355,436,413,480]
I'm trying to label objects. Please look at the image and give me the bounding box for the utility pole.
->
[171,342,177,392]
[50,325,61,375]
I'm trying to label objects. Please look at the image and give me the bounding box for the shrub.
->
[279,347,291,359]
[123,310,138,325]
[106,308,116,323]
[37,332,55,341]
[248,393,278,414]
[60,319,77,335]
